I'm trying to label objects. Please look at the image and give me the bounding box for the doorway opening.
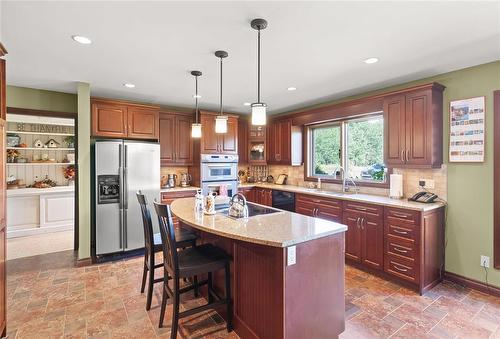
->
[5,107,78,260]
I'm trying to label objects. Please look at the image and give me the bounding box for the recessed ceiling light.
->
[243,102,251,106]
[193,94,202,98]
[287,87,297,91]
[71,35,92,45]
[364,57,379,64]
[123,83,135,88]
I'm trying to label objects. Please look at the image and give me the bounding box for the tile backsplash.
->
[262,164,447,200]
[160,166,189,186]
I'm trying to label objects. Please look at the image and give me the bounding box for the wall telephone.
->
[408,191,438,203]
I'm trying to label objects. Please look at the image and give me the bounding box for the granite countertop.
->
[7,185,75,196]
[239,183,444,212]
[171,197,347,248]
[160,186,200,193]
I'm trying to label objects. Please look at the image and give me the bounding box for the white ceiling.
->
[2,1,500,114]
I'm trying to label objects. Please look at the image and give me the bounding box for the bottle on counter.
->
[317,177,322,189]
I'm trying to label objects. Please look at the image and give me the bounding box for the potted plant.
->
[63,136,75,148]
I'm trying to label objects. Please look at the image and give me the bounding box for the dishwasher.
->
[272,190,295,212]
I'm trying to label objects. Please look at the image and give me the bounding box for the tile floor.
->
[7,230,74,260]
[6,250,500,338]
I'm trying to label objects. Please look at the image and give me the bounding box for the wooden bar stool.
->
[136,191,198,310]
[153,201,233,338]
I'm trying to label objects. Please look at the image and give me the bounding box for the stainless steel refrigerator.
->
[94,140,160,256]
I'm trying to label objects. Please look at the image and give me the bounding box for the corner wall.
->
[77,83,91,260]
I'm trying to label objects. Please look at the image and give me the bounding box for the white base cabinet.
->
[7,187,74,238]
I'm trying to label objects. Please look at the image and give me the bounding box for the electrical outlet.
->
[480,255,490,268]
[419,178,435,189]
[287,246,296,266]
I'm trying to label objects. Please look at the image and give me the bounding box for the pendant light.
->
[191,70,202,138]
[251,18,268,126]
[215,50,228,134]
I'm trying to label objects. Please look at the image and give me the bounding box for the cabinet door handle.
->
[356,217,360,229]
[405,149,410,162]
[361,217,365,230]
[392,212,408,219]
[393,228,409,235]
[401,149,405,163]
[391,261,409,272]
[392,245,409,254]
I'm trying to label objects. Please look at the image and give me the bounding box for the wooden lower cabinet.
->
[342,201,384,270]
[160,190,197,228]
[249,188,272,206]
[343,211,362,262]
[238,187,255,203]
[295,194,342,222]
[294,192,444,294]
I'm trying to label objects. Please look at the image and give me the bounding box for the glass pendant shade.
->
[215,115,228,134]
[191,123,202,138]
[251,103,267,126]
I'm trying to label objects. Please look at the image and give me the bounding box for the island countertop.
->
[170,197,347,248]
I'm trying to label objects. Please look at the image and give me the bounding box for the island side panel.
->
[182,224,285,339]
[284,233,345,339]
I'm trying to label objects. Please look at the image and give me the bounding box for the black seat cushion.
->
[177,244,231,278]
[153,228,197,251]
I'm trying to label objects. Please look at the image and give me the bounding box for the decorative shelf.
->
[7,130,75,136]
[7,147,75,151]
[7,163,74,166]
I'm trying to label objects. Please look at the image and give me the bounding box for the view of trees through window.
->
[312,124,341,176]
[346,116,384,182]
[310,115,385,183]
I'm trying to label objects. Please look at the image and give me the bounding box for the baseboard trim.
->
[75,257,93,267]
[444,271,500,297]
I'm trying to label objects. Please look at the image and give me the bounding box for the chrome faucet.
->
[333,166,358,193]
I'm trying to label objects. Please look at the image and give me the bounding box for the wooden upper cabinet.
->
[384,94,406,166]
[92,101,128,138]
[127,106,159,140]
[159,111,194,166]
[200,114,219,153]
[383,83,444,168]
[91,98,159,140]
[220,117,238,154]
[238,118,249,164]
[0,59,5,120]
[267,119,301,165]
[199,112,238,155]
[159,113,176,164]
[176,115,194,164]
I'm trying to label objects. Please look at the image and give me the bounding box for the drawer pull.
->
[391,244,409,254]
[392,212,409,219]
[391,262,409,272]
[392,228,409,235]
[352,206,367,211]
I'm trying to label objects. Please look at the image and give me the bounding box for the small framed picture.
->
[449,96,485,163]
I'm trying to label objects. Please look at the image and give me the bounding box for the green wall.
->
[281,61,500,287]
[7,85,77,112]
[77,83,91,260]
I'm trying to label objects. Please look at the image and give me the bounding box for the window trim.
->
[304,112,390,188]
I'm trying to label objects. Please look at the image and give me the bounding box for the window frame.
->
[305,112,390,188]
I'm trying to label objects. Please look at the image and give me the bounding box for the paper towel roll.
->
[390,174,403,199]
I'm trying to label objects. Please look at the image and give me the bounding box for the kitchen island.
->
[171,198,348,339]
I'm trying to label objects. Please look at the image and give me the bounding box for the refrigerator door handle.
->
[118,143,124,249]
[124,144,129,210]
[123,210,128,248]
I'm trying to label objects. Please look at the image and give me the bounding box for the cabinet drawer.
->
[295,204,315,217]
[386,222,419,243]
[344,201,383,218]
[385,254,418,283]
[386,207,420,226]
[386,235,417,261]
[160,190,197,204]
[296,194,342,209]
